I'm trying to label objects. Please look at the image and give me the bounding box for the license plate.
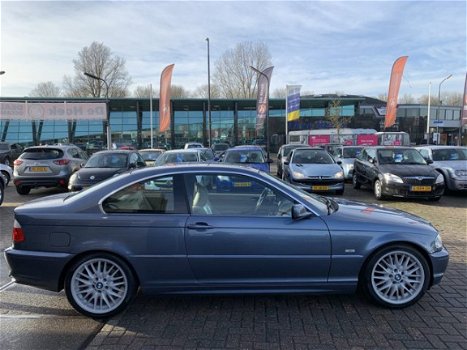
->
[31,166,48,172]
[234,182,252,187]
[312,185,329,191]
[411,186,431,192]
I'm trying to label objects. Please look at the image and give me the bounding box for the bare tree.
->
[213,41,273,98]
[377,93,388,102]
[417,95,439,105]
[399,93,416,104]
[170,85,190,98]
[325,99,349,140]
[62,41,131,97]
[133,85,159,98]
[272,87,286,98]
[192,84,221,98]
[443,92,463,106]
[29,81,61,97]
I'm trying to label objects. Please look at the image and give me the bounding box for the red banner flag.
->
[159,64,175,132]
[385,56,408,128]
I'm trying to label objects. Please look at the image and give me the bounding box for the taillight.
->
[12,220,25,243]
[53,159,70,165]
[14,159,23,166]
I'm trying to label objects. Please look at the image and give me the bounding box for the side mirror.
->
[336,160,342,165]
[129,163,136,169]
[80,162,85,168]
[292,204,313,220]
[426,158,433,164]
[284,160,290,165]
[370,158,377,164]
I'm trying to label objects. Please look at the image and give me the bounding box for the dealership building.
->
[0,95,464,151]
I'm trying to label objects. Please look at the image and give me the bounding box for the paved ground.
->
[1,166,466,350]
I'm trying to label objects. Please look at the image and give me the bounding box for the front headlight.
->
[383,173,403,183]
[431,233,444,253]
[455,169,467,177]
[435,174,444,184]
[292,171,306,179]
[334,171,344,179]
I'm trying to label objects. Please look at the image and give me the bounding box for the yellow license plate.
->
[312,185,329,191]
[234,182,252,187]
[411,186,431,192]
[31,166,48,172]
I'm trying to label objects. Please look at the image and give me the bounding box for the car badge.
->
[90,175,95,180]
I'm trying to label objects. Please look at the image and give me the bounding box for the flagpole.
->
[150,83,153,149]
[285,85,289,144]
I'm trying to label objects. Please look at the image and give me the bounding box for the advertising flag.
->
[255,66,274,131]
[286,85,301,121]
[462,73,467,127]
[385,56,408,128]
[159,64,175,132]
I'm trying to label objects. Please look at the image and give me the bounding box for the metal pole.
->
[150,83,153,149]
[437,74,453,144]
[206,38,212,147]
[427,82,431,141]
[285,85,289,144]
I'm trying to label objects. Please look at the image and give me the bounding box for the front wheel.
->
[65,253,137,318]
[374,179,384,200]
[362,246,430,308]
[1,171,10,186]
[352,173,361,189]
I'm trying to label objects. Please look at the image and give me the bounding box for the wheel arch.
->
[58,249,141,291]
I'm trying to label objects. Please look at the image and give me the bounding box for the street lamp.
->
[250,66,270,160]
[435,74,452,142]
[206,38,212,147]
[83,72,112,150]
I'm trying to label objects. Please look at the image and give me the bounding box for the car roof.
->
[139,148,165,152]
[415,145,466,149]
[230,145,263,150]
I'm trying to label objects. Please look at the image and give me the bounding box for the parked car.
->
[155,149,210,166]
[0,142,23,166]
[0,169,5,206]
[211,142,230,158]
[184,142,204,149]
[331,146,364,180]
[139,148,166,166]
[353,146,445,200]
[415,145,467,192]
[68,150,146,191]
[4,163,449,318]
[283,147,345,195]
[276,143,310,178]
[13,144,88,195]
[0,164,13,186]
[221,145,272,172]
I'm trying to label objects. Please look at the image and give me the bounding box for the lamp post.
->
[250,66,270,160]
[436,74,452,143]
[206,38,212,147]
[84,72,112,150]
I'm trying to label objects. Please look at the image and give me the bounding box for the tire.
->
[362,245,430,308]
[16,186,31,195]
[65,253,137,318]
[352,173,361,189]
[0,182,4,206]
[428,196,441,202]
[374,179,384,200]
[1,171,10,186]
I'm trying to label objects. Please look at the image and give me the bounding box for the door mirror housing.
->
[292,204,313,220]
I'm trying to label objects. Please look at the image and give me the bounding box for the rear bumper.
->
[4,247,73,292]
[14,176,70,189]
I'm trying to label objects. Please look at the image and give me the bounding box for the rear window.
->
[21,148,64,160]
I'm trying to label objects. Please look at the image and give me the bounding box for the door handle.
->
[187,222,214,230]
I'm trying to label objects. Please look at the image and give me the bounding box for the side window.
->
[359,149,367,161]
[129,153,139,165]
[68,148,79,159]
[102,175,180,214]
[186,173,294,217]
[366,149,376,162]
[419,149,430,159]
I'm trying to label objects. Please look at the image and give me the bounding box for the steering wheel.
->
[255,188,272,212]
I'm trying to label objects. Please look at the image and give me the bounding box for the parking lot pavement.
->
[1,173,466,350]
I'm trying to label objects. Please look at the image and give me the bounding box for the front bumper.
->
[290,178,345,193]
[382,181,444,198]
[429,246,449,287]
[4,247,73,292]
[446,176,467,191]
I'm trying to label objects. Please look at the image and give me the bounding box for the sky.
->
[0,0,466,99]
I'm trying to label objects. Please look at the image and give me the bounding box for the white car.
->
[184,142,204,149]
[0,163,13,186]
[415,145,467,192]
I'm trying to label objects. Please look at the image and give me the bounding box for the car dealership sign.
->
[0,102,107,120]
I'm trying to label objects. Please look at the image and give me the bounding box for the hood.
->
[292,163,342,176]
[244,162,269,172]
[378,164,438,177]
[76,167,124,183]
[432,160,467,172]
[325,198,437,235]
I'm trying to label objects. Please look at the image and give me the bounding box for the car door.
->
[184,172,331,287]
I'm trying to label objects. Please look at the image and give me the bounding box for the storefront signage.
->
[0,102,107,120]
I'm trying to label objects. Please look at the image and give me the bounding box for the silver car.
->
[331,146,364,180]
[283,147,345,195]
[0,164,13,186]
[155,149,209,166]
[13,144,88,194]
[276,143,310,178]
[415,145,467,192]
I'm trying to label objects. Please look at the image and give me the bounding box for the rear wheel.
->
[16,186,31,195]
[1,171,10,186]
[362,245,429,308]
[0,182,4,205]
[352,173,361,189]
[65,253,137,318]
[374,179,384,200]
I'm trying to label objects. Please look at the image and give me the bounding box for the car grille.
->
[295,176,342,185]
[403,176,435,185]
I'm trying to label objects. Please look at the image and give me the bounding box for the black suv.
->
[0,142,23,166]
[352,146,444,200]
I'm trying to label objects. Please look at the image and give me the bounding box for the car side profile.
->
[276,143,310,178]
[4,164,449,318]
[13,144,88,195]
[352,146,445,200]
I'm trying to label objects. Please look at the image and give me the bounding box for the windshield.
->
[377,149,426,165]
[432,148,467,161]
[224,150,265,163]
[140,151,162,161]
[213,144,229,151]
[292,149,334,164]
[85,153,128,168]
[342,147,363,158]
[156,152,199,165]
